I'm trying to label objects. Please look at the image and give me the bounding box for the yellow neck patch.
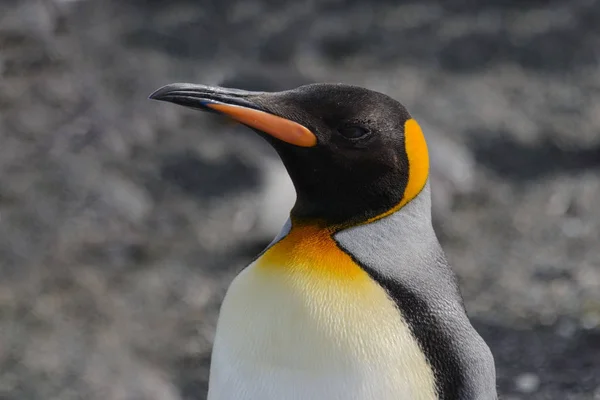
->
[366,118,429,224]
[258,224,367,281]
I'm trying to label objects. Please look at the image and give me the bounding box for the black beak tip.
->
[148,83,218,110]
[148,84,174,101]
[148,83,261,112]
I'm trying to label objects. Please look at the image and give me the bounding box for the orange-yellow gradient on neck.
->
[206,103,317,147]
[366,118,429,223]
[258,224,367,281]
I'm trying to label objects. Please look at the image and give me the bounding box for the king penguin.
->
[149,83,498,400]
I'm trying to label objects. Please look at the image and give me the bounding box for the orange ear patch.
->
[401,119,430,207]
[366,118,430,223]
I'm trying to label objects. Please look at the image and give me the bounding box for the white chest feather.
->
[207,230,437,400]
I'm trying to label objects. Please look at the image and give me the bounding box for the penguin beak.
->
[149,83,317,148]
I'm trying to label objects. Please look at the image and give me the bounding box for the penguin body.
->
[150,83,497,400]
[209,220,436,400]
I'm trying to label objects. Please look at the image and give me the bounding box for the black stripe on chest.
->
[336,244,467,400]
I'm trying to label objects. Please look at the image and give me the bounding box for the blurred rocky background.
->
[1,0,599,399]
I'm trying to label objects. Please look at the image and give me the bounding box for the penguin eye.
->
[338,125,370,140]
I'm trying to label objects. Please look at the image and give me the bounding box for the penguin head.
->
[150,83,429,227]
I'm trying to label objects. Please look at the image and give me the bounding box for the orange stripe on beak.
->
[206,103,317,147]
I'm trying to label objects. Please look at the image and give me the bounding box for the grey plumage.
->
[335,181,497,399]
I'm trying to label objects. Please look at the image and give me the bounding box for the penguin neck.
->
[351,180,434,235]
[288,180,434,237]
[332,180,440,273]
[259,180,436,276]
